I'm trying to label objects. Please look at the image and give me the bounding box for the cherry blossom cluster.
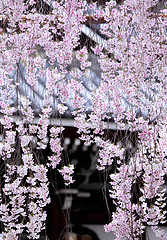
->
[59,164,75,186]
[48,126,64,168]
[76,47,91,70]
[37,105,52,150]
[17,97,50,239]
[0,0,85,237]
[96,138,124,170]
[0,0,166,239]
[72,0,167,239]
[48,126,75,185]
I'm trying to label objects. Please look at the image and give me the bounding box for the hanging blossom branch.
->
[48,126,64,169]
[0,0,85,238]
[0,12,23,237]
[18,97,50,239]
[0,94,50,239]
[73,0,167,239]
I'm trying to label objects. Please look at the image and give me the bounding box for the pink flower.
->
[57,104,68,114]
[21,135,33,148]
[59,165,75,185]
